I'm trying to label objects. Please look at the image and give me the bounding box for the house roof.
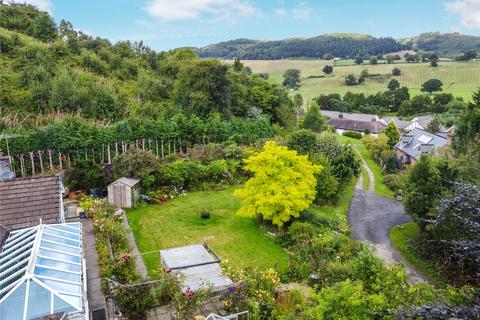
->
[109,177,140,187]
[0,176,62,230]
[320,110,410,129]
[394,128,448,160]
[405,115,447,132]
[0,222,85,319]
[325,118,386,134]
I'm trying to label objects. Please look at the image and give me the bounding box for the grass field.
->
[126,186,289,278]
[390,222,445,287]
[239,59,480,104]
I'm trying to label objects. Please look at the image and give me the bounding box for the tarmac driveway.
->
[348,189,425,284]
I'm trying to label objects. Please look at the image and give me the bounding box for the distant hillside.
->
[400,32,480,58]
[195,33,405,59]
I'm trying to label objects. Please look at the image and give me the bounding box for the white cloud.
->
[10,0,52,12]
[274,8,287,16]
[145,0,258,21]
[445,0,480,28]
[293,6,314,20]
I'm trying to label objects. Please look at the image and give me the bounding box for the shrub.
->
[287,129,318,155]
[207,159,231,183]
[342,130,362,139]
[66,160,106,191]
[112,148,158,189]
[156,160,207,190]
[311,156,340,204]
[383,174,404,192]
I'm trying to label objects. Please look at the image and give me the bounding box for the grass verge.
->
[390,222,446,287]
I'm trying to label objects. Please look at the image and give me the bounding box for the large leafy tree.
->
[234,141,321,227]
[404,155,442,229]
[384,121,400,148]
[283,69,301,89]
[302,104,324,132]
[421,79,443,94]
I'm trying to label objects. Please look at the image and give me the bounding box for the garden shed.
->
[107,177,140,208]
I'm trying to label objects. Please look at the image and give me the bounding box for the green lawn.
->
[337,135,394,198]
[390,222,446,287]
[239,59,480,106]
[126,186,289,278]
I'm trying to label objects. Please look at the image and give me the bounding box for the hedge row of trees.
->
[0,115,273,156]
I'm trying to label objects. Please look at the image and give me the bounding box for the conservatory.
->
[0,222,87,320]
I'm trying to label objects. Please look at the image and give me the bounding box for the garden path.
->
[348,148,426,284]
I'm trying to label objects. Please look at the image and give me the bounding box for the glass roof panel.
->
[34,266,81,283]
[38,248,81,264]
[0,223,85,319]
[0,281,26,320]
[40,241,81,255]
[40,278,81,295]
[36,257,81,273]
[26,280,52,320]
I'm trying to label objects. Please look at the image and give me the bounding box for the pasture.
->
[238,59,480,104]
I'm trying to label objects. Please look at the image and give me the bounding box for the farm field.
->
[126,186,289,278]
[237,59,480,104]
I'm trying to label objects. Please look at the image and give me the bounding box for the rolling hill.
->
[195,32,480,59]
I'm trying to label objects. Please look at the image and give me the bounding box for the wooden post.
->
[161,140,164,159]
[115,142,118,157]
[29,152,35,176]
[179,138,182,154]
[20,154,25,177]
[173,140,176,154]
[155,140,159,157]
[107,144,111,164]
[58,150,63,170]
[101,144,105,164]
[91,149,95,163]
[38,150,44,174]
[48,150,53,171]
[168,141,171,154]
[67,153,71,167]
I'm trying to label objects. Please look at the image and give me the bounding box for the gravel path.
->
[349,147,425,284]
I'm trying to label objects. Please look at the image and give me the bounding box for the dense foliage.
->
[195,34,406,59]
[235,141,321,227]
[406,32,480,58]
[0,4,294,130]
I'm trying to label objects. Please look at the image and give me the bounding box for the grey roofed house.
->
[160,244,233,292]
[0,175,64,231]
[394,128,448,162]
[320,110,410,129]
[325,117,387,134]
[404,115,447,132]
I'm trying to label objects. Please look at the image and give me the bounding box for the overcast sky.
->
[19,0,480,51]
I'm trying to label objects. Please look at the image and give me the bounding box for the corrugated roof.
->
[0,176,61,230]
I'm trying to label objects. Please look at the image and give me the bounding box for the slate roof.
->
[320,110,410,129]
[325,118,387,134]
[0,176,62,230]
[405,115,447,132]
[394,128,448,160]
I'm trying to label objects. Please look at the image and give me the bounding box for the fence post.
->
[58,150,63,170]
[108,144,111,164]
[38,150,44,174]
[29,152,35,176]
[48,150,53,171]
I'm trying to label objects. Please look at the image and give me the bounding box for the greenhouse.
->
[0,222,87,320]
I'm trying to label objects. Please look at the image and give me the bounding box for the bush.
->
[287,129,318,155]
[66,160,106,191]
[207,159,231,183]
[112,148,158,189]
[156,160,207,189]
[383,174,404,192]
[342,130,362,139]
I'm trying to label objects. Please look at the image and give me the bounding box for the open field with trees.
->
[237,59,480,103]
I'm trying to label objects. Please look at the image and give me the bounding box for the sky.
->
[18,0,480,51]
